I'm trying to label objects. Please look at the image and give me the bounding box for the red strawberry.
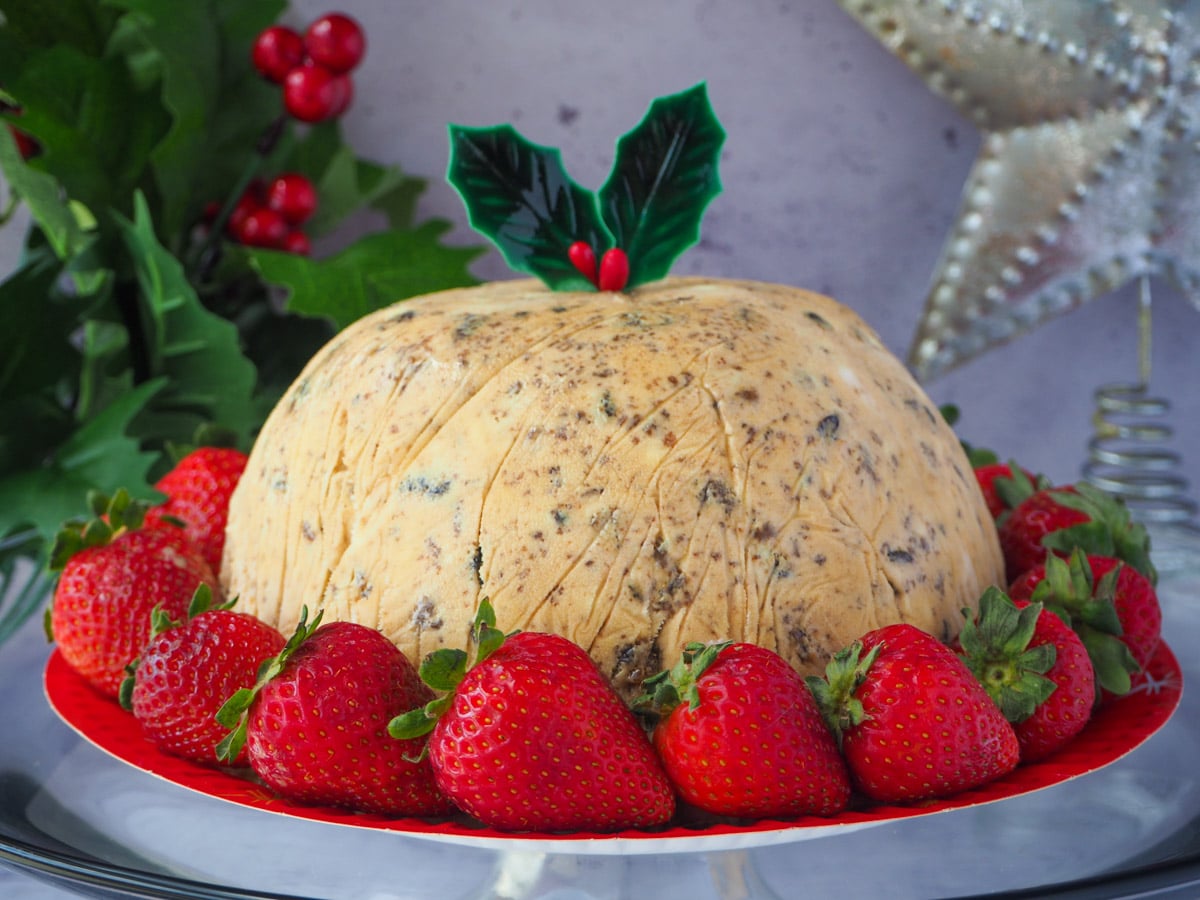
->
[217,611,450,816]
[124,587,286,766]
[390,600,675,832]
[144,446,248,573]
[637,641,850,819]
[807,623,1019,803]
[973,461,1044,522]
[1009,549,1159,695]
[49,491,220,698]
[956,587,1095,763]
[997,482,1156,585]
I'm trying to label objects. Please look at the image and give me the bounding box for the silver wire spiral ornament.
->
[1082,278,1198,531]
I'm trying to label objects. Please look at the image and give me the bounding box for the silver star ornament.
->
[837,0,1200,380]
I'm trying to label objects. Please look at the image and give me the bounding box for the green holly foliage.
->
[447,82,724,292]
[0,0,481,639]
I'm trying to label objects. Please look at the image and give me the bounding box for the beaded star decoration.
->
[837,1,1200,380]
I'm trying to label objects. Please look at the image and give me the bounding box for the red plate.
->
[44,642,1183,848]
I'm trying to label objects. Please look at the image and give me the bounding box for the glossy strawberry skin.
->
[428,631,675,833]
[998,486,1089,582]
[843,624,1020,803]
[651,643,849,819]
[1007,601,1095,762]
[51,528,220,697]
[144,447,247,574]
[132,610,285,765]
[1010,554,1162,671]
[245,621,450,816]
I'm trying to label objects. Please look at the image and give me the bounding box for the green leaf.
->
[387,705,440,741]
[2,43,170,219]
[105,0,224,239]
[248,222,482,331]
[447,122,611,290]
[115,192,259,444]
[0,124,89,259]
[419,648,469,693]
[0,379,165,549]
[598,83,725,288]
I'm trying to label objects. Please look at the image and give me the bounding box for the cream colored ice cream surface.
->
[222,277,1004,699]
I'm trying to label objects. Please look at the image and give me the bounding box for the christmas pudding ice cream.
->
[221,275,1003,698]
[220,84,1004,698]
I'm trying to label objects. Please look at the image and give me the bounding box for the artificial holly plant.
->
[447,81,724,293]
[0,0,482,641]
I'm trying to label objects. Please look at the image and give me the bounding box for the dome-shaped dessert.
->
[222,277,1003,698]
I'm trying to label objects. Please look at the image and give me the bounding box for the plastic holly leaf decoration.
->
[447,82,724,292]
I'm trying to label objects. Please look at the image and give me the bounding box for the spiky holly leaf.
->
[447,83,723,292]
[598,82,724,289]
[447,123,610,291]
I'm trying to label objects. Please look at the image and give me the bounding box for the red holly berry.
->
[127,588,286,766]
[808,623,1020,803]
[218,613,452,817]
[144,447,248,574]
[568,241,598,286]
[282,230,312,255]
[252,25,306,84]
[956,588,1095,763]
[389,600,675,832]
[598,247,630,292]
[265,173,318,226]
[639,641,850,819]
[998,483,1156,586]
[283,63,352,123]
[304,13,366,74]
[49,493,221,698]
[235,207,290,249]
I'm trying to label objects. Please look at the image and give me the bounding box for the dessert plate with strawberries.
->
[42,632,1182,853]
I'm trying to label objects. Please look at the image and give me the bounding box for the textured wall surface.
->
[3,0,1196,497]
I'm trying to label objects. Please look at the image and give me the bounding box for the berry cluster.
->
[207,172,318,255]
[252,12,366,123]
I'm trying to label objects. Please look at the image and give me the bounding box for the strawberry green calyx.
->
[635,640,732,716]
[48,488,155,571]
[215,605,324,763]
[805,641,881,746]
[388,598,513,742]
[957,588,1056,724]
[1041,483,1157,585]
[1027,549,1140,696]
[446,83,724,293]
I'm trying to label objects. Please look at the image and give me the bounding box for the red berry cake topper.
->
[447,83,724,292]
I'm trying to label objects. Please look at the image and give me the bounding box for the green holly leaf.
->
[447,123,612,291]
[105,0,225,238]
[115,192,259,445]
[598,83,724,288]
[0,378,165,548]
[0,123,91,260]
[248,222,483,331]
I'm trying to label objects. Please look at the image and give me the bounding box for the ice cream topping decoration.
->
[446,82,724,292]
